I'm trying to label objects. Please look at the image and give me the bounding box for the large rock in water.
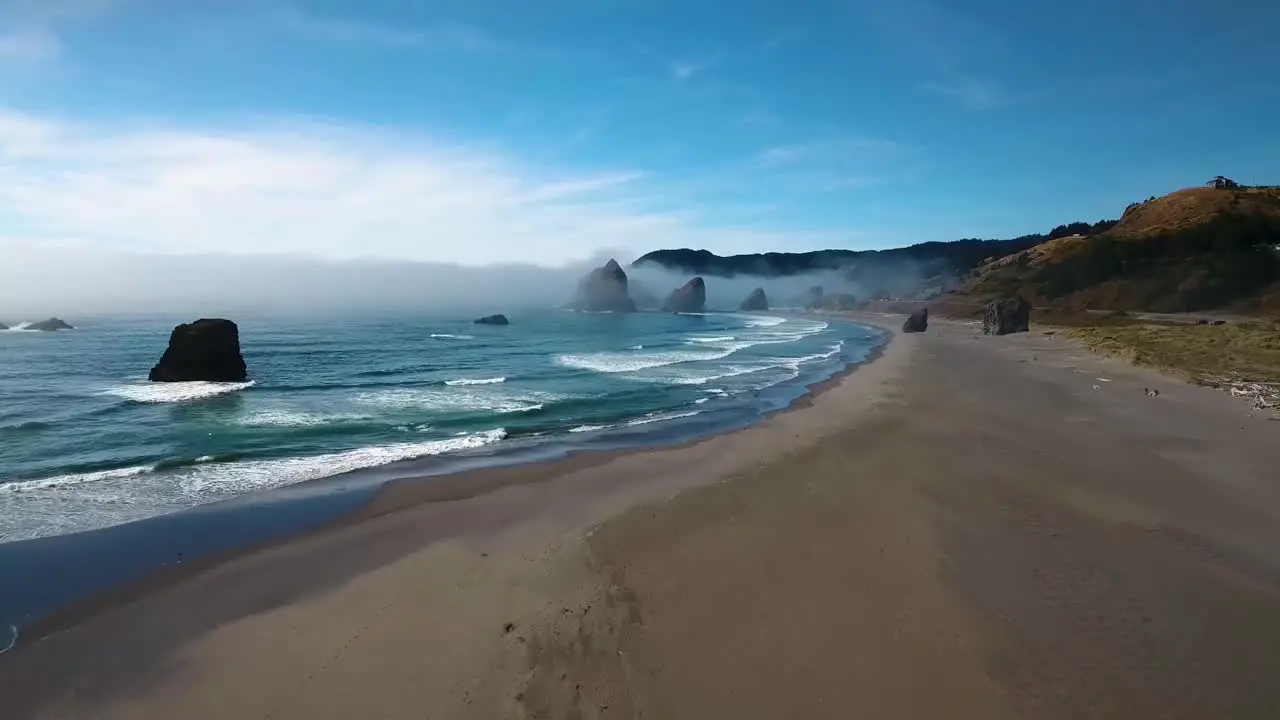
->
[148,319,247,382]
[902,308,928,333]
[740,287,769,311]
[473,314,509,325]
[573,259,637,312]
[983,295,1031,335]
[27,318,74,331]
[0,321,7,330]
[662,277,707,313]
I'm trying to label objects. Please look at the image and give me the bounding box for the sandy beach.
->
[5,315,1280,719]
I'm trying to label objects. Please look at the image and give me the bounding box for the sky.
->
[1,0,1278,268]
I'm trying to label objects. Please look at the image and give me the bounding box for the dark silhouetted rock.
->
[0,321,7,330]
[662,277,707,314]
[983,296,1031,336]
[149,319,248,382]
[573,259,637,313]
[902,308,928,333]
[829,293,858,310]
[803,285,824,309]
[740,288,769,311]
[27,318,74,331]
[473,314,509,325]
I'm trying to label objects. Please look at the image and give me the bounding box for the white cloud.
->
[0,29,61,62]
[669,51,723,81]
[921,73,1011,111]
[0,110,848,266]
[275,9,500,52]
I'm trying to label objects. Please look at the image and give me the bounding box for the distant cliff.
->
[632,221,1118,280]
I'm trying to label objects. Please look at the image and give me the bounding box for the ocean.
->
[0,310,883,544]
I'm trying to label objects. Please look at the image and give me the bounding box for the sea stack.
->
[902,308,928,333]
[27,318,74,331]
[573,259,637,312]
[662,277,707,314]
[983,295,1031,336]
[473,314,510,325]
[804,285,825,309]
[148,318,248,382]
[740,288,769,311]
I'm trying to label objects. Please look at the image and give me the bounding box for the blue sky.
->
[1,0,1277,266]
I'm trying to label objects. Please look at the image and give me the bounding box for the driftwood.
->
[1202,376,1280,415]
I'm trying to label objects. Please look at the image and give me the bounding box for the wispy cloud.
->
[756,137,907,168]
[855,0,1010,110]
[0,0,123,64]
[0,29,61,62]
[753,137,921,190]
[275,8,502,53]
[921,73,1011,111]
[0,110,852,265]
[669,51,723,81]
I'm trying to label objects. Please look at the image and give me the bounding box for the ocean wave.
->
[742,315,786,327]
[430,333,475,340]
[0,419,50,433]
[566,409,703,434]
[103,380,256,404]
[355,386,560,415]
[624,410,703,427]
[0,429,507,501]
[557,349,727,374]
[444,377,506,386]
[235,409,373,428]
[0,465,152,494]
[687,335,736,344]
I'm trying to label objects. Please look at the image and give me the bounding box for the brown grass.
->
[1067,320,1280,384]
[1112,186,1280,239]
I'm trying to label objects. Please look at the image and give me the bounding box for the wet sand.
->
[5,317,1280,719]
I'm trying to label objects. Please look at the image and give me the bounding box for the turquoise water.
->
[0,310,882,543]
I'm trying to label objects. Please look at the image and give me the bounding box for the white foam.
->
[237,409,371,427]
[0,429,509,542]
[0,465,152,494]
[558,349,726,374]
[568,424,609,433]
[104,380,256,403]
[355,386,559,415]
[444,377,505,386]
[430,333,475,340]
[176,429,507,496]
[687,335,736,343]
[624,410,703,427]
[742,315,786,327]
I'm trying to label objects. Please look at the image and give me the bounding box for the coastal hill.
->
[636,182,1280,315]
[633,219,1116,281]
[960,185,1280,313]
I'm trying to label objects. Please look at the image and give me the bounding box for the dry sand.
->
[5,316,1280,719]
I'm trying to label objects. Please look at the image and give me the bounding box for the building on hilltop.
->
[1208,175,1241,189]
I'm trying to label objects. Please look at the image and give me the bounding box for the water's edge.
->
[0,321,888,648]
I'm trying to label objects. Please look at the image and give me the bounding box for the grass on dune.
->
[1068,320,1280,384]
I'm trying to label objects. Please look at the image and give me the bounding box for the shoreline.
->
[8,315,1280,718]
[1,316,890,649]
